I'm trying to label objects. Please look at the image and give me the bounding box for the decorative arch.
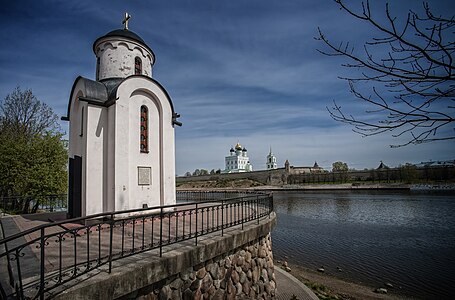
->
[140,105,148,152]
[135,57,142,75]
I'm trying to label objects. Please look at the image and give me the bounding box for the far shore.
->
[177,182,455,191]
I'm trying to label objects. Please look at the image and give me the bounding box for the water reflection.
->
[272,190,455,299]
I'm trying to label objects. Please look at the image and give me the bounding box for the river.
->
[271,190,455,299]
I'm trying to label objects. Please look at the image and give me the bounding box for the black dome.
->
[93,29,154,57]
[104,29,146,44]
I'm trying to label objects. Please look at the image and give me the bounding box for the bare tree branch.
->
[317,1,454,147]
[0,87,60,138]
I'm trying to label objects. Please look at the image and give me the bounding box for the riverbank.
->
[177,181,411,190]
[177,181,455,191]
[278,261,412,300]
[258,183,411,191]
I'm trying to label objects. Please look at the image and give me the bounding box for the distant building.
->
[223,142,253,173]
[376,161,389,170]
[284,160,324,174]
[266,147,277,170]
[415,160,455,168]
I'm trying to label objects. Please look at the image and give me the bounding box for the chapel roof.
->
[63,76,181,126]
[105,29,146,44]
[92,29,154,58]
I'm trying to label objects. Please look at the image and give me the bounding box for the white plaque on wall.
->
[138,167,151,185]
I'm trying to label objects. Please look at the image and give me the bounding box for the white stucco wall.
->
[68,86,88,216]
[114,77,176,211]
[85,105,108,216]
[95,39,154,80]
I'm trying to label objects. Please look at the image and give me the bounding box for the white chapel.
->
[223,143,253,173]
[63,14,181,218]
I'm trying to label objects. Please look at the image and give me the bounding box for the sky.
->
[0,0,454,175]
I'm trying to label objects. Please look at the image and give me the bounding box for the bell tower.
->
[266,147,277,170]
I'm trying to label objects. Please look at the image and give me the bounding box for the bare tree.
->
[0,87,59,138]
[317,0,454,147]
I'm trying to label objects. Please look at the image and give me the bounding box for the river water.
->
[271,190,455,299]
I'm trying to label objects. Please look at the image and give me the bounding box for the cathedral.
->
[63,14,180,217]
[223,143,253,173]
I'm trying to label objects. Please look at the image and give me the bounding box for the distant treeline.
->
[287,165,455,185]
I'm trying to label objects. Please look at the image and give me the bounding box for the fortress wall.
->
[176,168,287,186]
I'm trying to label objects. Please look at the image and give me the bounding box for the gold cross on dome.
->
[122,12,131,30]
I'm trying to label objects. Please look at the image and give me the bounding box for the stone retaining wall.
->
[135,233,275,299]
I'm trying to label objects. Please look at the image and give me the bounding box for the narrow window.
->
[140,105,148,152]
[96,57,100,80]
[135,57,142,75]
[79,107,84,137]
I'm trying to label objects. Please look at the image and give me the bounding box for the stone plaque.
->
[138,167,151,185]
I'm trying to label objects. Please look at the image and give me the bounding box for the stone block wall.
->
[134,233,275,299]
[176,168,287,186]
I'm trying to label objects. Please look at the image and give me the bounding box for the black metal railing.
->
[176,190,266,202]
[0,192,273,299]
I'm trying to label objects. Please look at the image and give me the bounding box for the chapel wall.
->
[95,40,153,80]
[85,105,107,215]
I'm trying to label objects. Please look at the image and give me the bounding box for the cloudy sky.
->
[1,0,453,175]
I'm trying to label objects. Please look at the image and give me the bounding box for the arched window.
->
[80,107,84,137]
[96,57,100,80]
[140,105,148,152]
[135,57,142,75]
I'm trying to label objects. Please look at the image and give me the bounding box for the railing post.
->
[257,195,259,224]
[39,227,45,300]
[221,199,224,236]
[195,203,198,246]
[108,213,114,273]
[270,194,273,217]
[241,199,244,230]
[160,207,163,257]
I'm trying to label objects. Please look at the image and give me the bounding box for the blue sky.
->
[1,0,454,175]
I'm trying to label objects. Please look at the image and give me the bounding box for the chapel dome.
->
[93,29,154,56]
[93,18,155,81]
[235,143,242,150]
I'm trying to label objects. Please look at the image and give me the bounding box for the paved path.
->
[275,267,319,300]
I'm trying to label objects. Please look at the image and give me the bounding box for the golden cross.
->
[122,12,131,30]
